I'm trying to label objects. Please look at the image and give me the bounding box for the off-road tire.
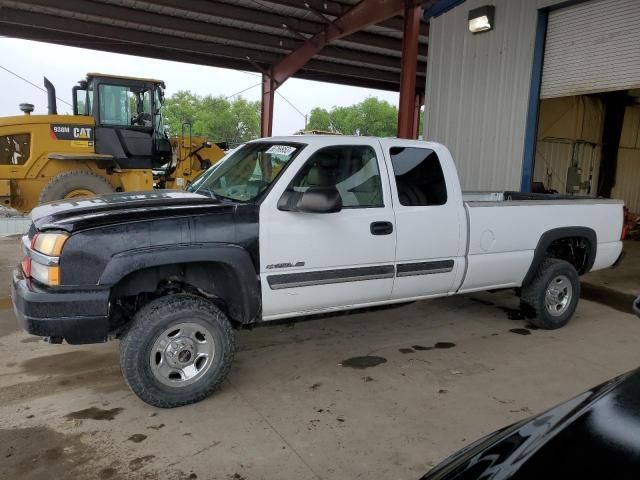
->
[39,171,115,204]
[521,258,580,330]
[120,294,235,408]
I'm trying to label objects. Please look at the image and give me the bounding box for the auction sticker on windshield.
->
[266,145,297,155]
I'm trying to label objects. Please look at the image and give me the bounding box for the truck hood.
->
[31,190,228,232]
[421,368,640,479]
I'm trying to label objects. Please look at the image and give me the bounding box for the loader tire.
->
[520,258,580,330]
[39,171,115,204]
[120,294,235,408]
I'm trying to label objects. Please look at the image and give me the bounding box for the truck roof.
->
[251,135,437,147]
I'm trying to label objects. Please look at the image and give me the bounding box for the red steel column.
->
[261,72,275,137]
[412,92,425,139]
[397,3,421,139]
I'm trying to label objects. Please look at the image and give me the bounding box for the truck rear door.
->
[378,139,467,300]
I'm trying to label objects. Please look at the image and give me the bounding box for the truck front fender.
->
[99,242,260,323]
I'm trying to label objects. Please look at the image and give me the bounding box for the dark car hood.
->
[30,190,229,232]
[423,368,640,480]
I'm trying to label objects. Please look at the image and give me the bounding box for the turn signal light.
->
[30,262,61,286]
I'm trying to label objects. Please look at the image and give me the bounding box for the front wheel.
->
[120,294,235,408]
[520,258,580,330]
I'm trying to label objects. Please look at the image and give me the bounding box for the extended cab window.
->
[390,147,447,206]
[287,145,383,208]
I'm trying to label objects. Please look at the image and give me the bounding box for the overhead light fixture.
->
[468,5,495,33]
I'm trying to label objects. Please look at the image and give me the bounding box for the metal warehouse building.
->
[423,0,640,213]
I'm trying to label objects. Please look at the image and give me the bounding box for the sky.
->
[0,38,400,136]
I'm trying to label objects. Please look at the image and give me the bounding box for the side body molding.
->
[99,243,260,323]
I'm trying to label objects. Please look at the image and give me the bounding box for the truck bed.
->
[462,191,618,203]
[457,192,624,293]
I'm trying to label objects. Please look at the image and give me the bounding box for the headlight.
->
[33,232,69,256]
[24,231,68,286]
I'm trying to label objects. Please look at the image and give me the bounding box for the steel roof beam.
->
[0,5,427,74]
[269,0,422,86]
[2,24,404,93]
[120,0,409,54]
[0,10,410,85]
[260,0,424,136]
[8,0,418,71]
[262,0,429,36]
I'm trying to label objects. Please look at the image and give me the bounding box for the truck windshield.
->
[189,142,305,202]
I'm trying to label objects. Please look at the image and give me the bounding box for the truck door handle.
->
[370,221,393,235]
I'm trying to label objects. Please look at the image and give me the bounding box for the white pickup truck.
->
[13,136,625,407]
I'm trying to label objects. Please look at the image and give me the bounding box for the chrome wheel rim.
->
[545,275,572,317]
[150,322,215,387]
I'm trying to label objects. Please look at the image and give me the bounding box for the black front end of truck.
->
[11,267,112,344]
[10,190,259,347]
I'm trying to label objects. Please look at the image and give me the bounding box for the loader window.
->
[389,147,447,206]
[99,84,152,127]
[0,134,30,165]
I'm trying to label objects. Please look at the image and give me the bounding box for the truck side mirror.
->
[278,187,342,214]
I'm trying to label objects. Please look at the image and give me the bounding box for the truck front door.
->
[379,140,467,300]
[260,140,396,320]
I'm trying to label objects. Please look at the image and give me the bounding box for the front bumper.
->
[11,269,111,344]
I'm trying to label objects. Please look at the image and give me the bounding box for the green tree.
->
[307,96,425,137]
[307,97,399,136]
[163,90,260,145]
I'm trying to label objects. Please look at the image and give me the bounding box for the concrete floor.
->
[583,240,640,297]
[0,236,639,480]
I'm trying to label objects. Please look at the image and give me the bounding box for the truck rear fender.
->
[99,243,260,323]
[522,227,597,286]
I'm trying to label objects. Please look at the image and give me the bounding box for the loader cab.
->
[73,73,172,169]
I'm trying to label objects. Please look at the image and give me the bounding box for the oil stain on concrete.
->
[128,434,147,443]
[0,426,99,480]
[341,356,387,369]
[509,328,532,336]
[65,406,124,421]
[401,342,456,354]
[0,349,127,403]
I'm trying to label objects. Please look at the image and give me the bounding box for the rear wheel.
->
[521,258,580,329]
[39,171,115,204]
[120,294,234,408]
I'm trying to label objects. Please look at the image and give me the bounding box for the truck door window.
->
[287,145,384,208]
[389,147,447,206]
[0,134,30,165]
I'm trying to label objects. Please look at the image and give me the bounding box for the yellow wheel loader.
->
[0,73,225,212]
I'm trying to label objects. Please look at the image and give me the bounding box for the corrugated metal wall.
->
[541,0,640,98]
[612,105,640,213]
[423,0,538,191]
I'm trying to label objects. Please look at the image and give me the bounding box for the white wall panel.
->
[424,0,538,191]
